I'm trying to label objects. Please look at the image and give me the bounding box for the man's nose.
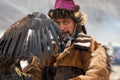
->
[59,23,66,31]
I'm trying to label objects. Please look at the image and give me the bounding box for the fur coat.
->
[26,33,111,80]
[52,33,111,80]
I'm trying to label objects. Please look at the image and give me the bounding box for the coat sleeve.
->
[69,40,111,80]
[26,56,43,80]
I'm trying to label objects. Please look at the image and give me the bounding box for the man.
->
[47,0,111,80]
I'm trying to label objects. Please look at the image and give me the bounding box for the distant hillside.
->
[0,0,120,44]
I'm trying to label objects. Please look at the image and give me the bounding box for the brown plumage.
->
[0,12,64,80]
[0,57,34,80]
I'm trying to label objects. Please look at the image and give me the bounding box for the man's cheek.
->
[65,26,70,30]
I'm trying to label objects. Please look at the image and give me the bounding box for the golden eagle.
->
[0,12,63,80]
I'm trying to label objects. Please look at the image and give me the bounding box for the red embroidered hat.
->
[54,0,76,10]
[48,0,87,27]
[48,0,80,20]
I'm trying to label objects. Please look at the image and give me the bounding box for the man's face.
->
[55,18,76,39]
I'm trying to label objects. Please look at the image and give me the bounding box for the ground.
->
[110,65,120,80]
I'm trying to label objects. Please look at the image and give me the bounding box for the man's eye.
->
[56,22,60,25]
[63,21,69,25]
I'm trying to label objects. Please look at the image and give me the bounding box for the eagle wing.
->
[0,12,63,60]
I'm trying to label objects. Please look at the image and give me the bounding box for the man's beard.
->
[61,32,70,39]
[61,32,74,44]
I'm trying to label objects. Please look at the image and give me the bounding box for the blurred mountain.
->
[0,0,120,44]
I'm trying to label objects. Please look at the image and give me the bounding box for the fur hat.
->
[48,0,87,25]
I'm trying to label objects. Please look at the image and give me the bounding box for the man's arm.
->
[70,40,111,80]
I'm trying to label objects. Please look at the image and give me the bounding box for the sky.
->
[0,0,120,45]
